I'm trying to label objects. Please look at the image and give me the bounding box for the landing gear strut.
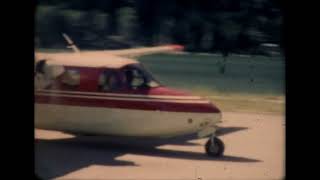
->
[205,134,225,157]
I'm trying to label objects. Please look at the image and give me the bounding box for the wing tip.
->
[169,44,184,51]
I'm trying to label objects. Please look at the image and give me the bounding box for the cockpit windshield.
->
[123,64,161,89]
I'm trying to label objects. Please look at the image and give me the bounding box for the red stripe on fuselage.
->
[35,94,220,113]
[35,90,202,101]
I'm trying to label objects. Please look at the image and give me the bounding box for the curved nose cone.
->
[148,86,222,114]
[207,102,221,114]
[207,101,222,124]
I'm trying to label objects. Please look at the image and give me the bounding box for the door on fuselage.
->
[97,69,122,92]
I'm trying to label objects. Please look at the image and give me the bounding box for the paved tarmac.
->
[35,111,285,180]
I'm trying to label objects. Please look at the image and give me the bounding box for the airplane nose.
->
[208,101,222,123]
[210,102,221,113]
[198,101,222,137]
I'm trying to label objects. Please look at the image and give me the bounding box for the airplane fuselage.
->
[35,65,222,138]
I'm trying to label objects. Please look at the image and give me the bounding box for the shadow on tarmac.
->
[35,126,258,179]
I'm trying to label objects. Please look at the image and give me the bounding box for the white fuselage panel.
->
[35,104,221,138]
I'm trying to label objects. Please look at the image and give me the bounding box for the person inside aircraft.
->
[35,60,54,89]
[125,68,147,89]
[125,69,134,88]
[99,71,121,91]
[35,60,46,74]
[124,65,161,89]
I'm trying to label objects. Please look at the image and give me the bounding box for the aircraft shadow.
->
[64,126,250,146]
[35,127,258,179]
[35,138,136,179]
[216,126,249,137]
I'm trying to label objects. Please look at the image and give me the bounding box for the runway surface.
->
[35,111,285,180]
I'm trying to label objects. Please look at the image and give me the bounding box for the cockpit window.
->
[123,64,161,89]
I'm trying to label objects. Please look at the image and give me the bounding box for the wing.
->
[87,44,184,58]
[35,44,184,63]
[59,33,184,58]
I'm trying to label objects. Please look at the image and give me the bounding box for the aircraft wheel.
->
[205,137,224,157]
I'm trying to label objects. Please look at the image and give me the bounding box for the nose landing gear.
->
[205,134,225,157]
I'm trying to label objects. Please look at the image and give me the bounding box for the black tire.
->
[205,137,225,157]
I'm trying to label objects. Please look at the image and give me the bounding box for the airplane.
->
[34,34,225,157]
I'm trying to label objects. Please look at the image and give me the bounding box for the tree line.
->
[35,0,283,55]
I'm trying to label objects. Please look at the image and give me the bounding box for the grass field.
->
[138,53,285,114]
[36,49,285,114]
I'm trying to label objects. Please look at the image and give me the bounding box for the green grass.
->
[138,53,284,96]
[138,53,285,114]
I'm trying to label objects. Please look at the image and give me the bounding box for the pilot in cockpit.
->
[125,70,134,88]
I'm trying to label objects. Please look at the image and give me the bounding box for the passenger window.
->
[35,60,46,74]
[98,70,121,91]
[35,62,67,89]
[60,69,80,86]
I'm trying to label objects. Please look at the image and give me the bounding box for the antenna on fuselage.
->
[62,33,80,53]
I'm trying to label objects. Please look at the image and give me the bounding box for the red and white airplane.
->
[35,34,225,157]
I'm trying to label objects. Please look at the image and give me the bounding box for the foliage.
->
[35,0,283,55]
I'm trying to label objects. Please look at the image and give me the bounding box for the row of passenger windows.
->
[98,68,149,91]
[35,61,160,91]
